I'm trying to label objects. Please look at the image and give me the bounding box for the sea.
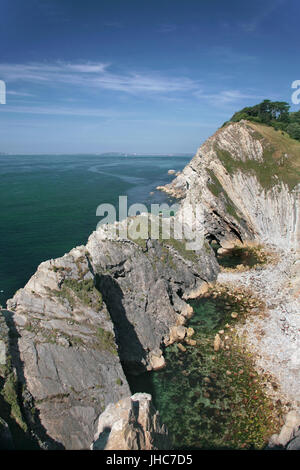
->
[0,153,191,306]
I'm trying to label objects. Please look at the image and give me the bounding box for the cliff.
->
[1,221,217,449]
[161,120,300,410]
[160,120,300,250]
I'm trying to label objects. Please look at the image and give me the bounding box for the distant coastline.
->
[0,152,194,157]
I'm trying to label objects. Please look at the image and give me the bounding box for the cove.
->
[125,285,283,450]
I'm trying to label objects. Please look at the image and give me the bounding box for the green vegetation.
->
[224,101,300,189]
[215,130,300,190]
[213,244,271,270]
[96,327,117,355]
[1,371,27,432]
[228,99,300,141]
[125,214,206,264]
[148,286,283,449]
[162,237,200,263]
[52,279,103,311]
[0,350,28,433]
[207,169,243,222]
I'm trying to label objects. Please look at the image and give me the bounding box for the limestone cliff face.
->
[3,218,218,449]
[162,120,300,250]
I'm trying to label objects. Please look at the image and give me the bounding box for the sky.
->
[0,0,299,154]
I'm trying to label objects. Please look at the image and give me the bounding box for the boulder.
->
[213,334,222,352]
[91,393,171,450]
[269,410,300,448]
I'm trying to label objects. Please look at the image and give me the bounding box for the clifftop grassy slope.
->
[217,121,300,190]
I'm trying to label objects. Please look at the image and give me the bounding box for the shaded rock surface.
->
[0,417,13,450]
[91,393,171,450]
[87,225,218,373]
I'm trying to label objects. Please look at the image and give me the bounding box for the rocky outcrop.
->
[91,393,171,450]
[160,120,300,250]
[86,221,218,373]
[4,247,130,449]
[268,410,300,450]
[3,217,218,448]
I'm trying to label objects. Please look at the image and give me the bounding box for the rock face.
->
[161,120,300,250]
[91,393,171,450]
[4,218,218,448]
[86,224,218,373]
[4,247,130,449]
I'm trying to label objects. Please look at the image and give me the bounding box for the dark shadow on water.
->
[211,242,263,269]
[92,426,111,449]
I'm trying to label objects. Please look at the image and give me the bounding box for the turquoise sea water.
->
[0,154,191,306]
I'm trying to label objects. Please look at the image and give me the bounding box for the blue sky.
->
[0,0,299,153]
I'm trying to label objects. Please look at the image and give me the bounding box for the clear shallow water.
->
[0,154,190,305]
[126,292,279,450]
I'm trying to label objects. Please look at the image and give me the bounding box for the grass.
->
[52,279,103,311]
[124,214,206,264]
[215,122,300,190]
[0,352,28,433]
[161,237,201,264]
[207,169,243,223]
[96,327,117,355]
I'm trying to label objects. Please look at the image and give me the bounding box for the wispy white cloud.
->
[195,89,264,105]
[6,90,35,97]
[0,104,130,118]
[0,61,198,95]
